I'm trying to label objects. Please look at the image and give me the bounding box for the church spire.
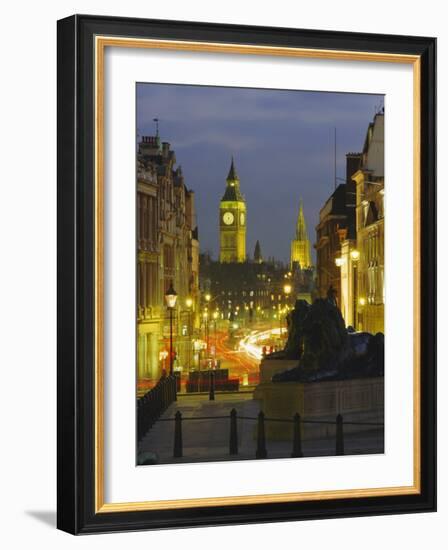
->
[254,240,263,264]
[290,198,313,270]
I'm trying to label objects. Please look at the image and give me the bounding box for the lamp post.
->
[185,297,193,372]
[165,282,178,376]
[350,250,360,330]
[203,310,209,357]
[204,293,211,358]
[212,310,218,360]
[283,283,292,338]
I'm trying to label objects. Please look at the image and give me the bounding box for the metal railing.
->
[159,409,383,459]
[137,374,177,442]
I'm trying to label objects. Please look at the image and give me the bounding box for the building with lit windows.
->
[335,112,384,333]
[314,177,357,301]
[137,132,199,385]
[352,112,384,333]
[200,255,293,328]
[332,153,361,325]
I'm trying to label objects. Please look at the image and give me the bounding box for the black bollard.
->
[160,382,165,410]
[209,371,215,401]
[155,385,162,419]
[173,411,183,458]
[336,413,344,456]
[165,377,170,408]
[165,377,170,409]
[149,392,155,427]
[256,411,267,459]
[165,378,170,403]
[229,408,238,455]
[137,401,142,442]
[291,412,303,458]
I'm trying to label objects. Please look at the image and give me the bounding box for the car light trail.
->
[238,328,287,360]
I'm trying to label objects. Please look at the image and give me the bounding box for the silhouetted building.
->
[315,184,353,300]
[254,240,263,264]
[200,258,293,327]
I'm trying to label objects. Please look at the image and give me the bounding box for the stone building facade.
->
[352,112,385,333]
[137,133,199,384]
[335,112,384,333]
[314,179,356,301]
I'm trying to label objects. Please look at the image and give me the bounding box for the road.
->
[213,329,260,385]
[137,324,286,395]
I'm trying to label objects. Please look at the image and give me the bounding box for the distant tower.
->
[290,199,313,270]
[219,158,247,263]
[254,240,263,264]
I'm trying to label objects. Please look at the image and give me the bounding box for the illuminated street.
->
[214,329,259,385]
[204,325,288,387]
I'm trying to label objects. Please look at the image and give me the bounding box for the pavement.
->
[138,392,384,465]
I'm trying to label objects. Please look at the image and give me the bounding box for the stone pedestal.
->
[257,358,299,384]
[254,375,384,441]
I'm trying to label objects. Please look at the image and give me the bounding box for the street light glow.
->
[350,249,360,261]
[283,283,292,295]
[164,283,178,309]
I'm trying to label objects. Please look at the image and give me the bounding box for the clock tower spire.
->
[219,157,246,263]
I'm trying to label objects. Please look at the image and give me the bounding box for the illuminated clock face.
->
[223,212,234,225]
[240,212,245,225]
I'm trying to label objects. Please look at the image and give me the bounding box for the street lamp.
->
[350,250,360,330]
[165,282,178,376]
[282,283,292,337]
[212,310,218,360]
[185,297,193,372]
[203,310,209,357]
[159,350,168,374]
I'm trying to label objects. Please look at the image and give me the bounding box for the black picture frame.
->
[57,14,436,534]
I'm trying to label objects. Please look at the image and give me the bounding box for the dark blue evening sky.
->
[137,83,383,264]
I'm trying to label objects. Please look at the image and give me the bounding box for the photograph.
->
[136,83,385,466]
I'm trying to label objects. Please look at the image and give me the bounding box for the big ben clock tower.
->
[219,158,246,263]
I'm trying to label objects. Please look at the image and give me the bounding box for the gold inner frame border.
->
[94,36,421,513]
